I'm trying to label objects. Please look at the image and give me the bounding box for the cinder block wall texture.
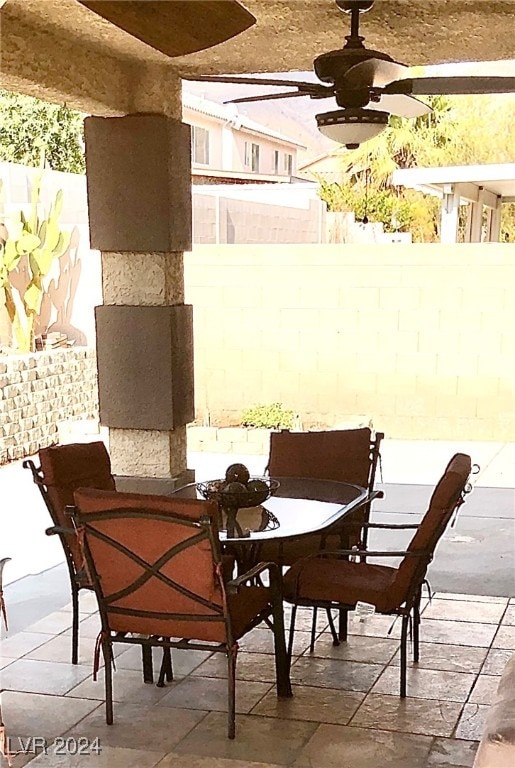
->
[193,196,324,244]
[185,244,515,441]
[0,348,98,462]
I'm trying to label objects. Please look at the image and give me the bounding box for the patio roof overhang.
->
[393,164,515,206]
[2,0,515,114]
[393,163,515,243]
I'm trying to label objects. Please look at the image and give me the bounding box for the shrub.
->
[241,403,294,430]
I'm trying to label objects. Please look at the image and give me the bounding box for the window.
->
[251,143,260,172]
[284,152,293,175]
[274,150,280,174]
[192,125,210,165]
[244,141,260,172]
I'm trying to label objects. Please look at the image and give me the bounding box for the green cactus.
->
[0,175,70,352]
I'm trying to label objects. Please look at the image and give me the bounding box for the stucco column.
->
[84,74,195,494]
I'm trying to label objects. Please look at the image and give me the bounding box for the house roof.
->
[183,92,306,149]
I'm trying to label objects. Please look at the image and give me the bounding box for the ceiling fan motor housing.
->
[314,47,396,85]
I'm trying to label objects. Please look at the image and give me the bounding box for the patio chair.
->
[283,453,473,697]
[23,442,165,683]
[0,558,14,765]
[70,487,292,738]
[0,557,11,631]
[23,442,117,664]
[264,427,383,560]
[260,427,383,646]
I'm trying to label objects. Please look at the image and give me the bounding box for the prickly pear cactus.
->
[0,175,70,352]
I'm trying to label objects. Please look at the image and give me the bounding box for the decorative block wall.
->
[0,348,98,463]
[185,244,515,441]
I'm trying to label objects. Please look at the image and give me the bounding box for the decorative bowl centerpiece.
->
[197,464,279,511]
[196,465,280,538]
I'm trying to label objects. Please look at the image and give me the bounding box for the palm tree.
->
[319,92,515,240]
[341,96,458,188]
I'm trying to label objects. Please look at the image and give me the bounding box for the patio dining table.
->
[171,477,380,571]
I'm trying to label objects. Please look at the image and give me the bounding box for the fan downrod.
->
[336,0,375,49]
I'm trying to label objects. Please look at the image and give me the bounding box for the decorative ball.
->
[223,482,247,494]
[225,463,250,484]
[246,479,269,494]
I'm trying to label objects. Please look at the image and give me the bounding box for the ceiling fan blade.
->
[78,1,256,58]
[369,92,432,119]
[343,58,409,88]
[182,74,322,89]
[225,91,311,105]
[384,76,515,96]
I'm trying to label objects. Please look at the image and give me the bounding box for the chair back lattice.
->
[267,428,381,491]
[72,488,228,644]
[392,453,472,607]
[36,442,116,573]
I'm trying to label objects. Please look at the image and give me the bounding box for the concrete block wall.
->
[0,348,98,463]
[188,425,272,455]
[193,195,325,244]
[185,243,515,441]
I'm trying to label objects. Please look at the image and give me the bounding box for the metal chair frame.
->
[0,557,11,632]
[286,469,472,698]
[69,500,292,738]
[23,458,158,683]
[265,429,384,557]
[0,557,14,767]
[265,428,384,645]
[24,458,86,664]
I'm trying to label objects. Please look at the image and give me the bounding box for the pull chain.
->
[362,167,370,224]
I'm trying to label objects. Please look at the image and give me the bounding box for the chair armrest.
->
[45,525,76,537]
[364,523,419,530]
[310,548,424,559]
[226,561,278,593]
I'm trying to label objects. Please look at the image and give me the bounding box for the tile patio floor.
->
[1,591,514,767]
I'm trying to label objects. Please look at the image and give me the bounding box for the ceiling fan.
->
[183,0,515,148]
[75,1,257,58]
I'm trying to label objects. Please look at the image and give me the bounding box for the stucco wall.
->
[185,244,515,441]
[0,348,98,463]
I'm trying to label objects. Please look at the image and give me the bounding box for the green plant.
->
[0,175,70,352]
[0,89,85,174]
[241,403,294,430]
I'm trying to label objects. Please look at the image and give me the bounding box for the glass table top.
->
[171,477,369,543]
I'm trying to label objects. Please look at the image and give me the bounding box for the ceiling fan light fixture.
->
[316,108,389,147]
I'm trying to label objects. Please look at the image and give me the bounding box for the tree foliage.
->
[320,93,515,242]
[0,90,85,174]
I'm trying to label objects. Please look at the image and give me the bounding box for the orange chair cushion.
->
[39,442,115,574]
[74,487,272,645]
[283,558,399,614]
[268,428,373,486]
[107,584,271,643]
[283,453,472,616]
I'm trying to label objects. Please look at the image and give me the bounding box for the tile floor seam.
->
[342,681,372,727]
[449,699,483,741]
[59,700,105,737]
[245,680,279,717]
